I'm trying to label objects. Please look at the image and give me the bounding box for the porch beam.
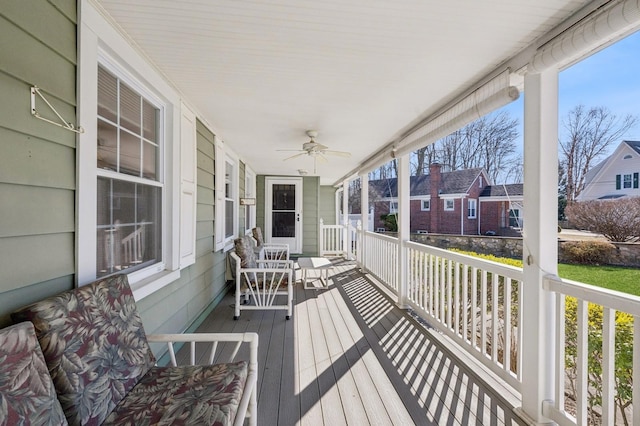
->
[397,154,410,309]
[520,69,558,424]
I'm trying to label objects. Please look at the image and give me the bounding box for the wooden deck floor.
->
[192,258,526,426]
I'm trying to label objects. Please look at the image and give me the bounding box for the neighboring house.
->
[478,184,524,236]
[369,163,523,236]
[577,140,640,201]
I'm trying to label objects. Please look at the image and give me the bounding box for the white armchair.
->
[230,236,294,320]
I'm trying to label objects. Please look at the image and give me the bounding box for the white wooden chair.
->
[230,236,294,320]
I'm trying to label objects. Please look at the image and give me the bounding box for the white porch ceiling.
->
[96,0,596,185]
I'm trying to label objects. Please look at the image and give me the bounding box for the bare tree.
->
[565,198,640,242]
[389,110,520,182]
[560,105,637,202]
[410,111,520,183]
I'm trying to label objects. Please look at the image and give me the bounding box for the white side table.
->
[297,257,333,290]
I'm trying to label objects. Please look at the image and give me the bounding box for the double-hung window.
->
[444,199,455,211]
[96,65,162,278]
[245,169,256,232]
[79,3,194,297]
[215,140,239,250]
[468,199,477,218]
[224,157,236,240]
[421,199,430,211]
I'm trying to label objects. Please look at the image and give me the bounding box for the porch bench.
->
[5,274,257,426]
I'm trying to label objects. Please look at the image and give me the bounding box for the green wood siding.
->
[302,177,320,255]
[256,175,265,231]
[319,186,337,225]
[136,119,228,336]
[0,1,77,327]
[256,175,321,256]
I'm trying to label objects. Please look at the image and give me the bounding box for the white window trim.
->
[77,2,183,298]
[214,139,239,251]
[245,167,256,233]
[444,199,455,211]
[421,199,431,211]
[468,198,477,219]
[389,201,398,214]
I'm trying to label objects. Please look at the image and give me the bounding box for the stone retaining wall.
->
[402,233,640,267]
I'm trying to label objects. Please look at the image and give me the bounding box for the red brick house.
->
[370,163,523,236]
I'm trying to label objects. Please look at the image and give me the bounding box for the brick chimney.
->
[429,163,442,232]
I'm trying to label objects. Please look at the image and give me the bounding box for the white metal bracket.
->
[30,86,84,134]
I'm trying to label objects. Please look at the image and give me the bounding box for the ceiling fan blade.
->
[282,152,307,161]
[323,150,351,158]
[276,149,305,152]
[316,153,329,163]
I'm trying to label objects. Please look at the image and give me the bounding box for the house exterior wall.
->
[0,2,229,335]
[410,199,430,231]
[136,120,228,335]
[0,0,78,327]
[303,176,320,256]
[256,175,321,256]
[578,143,640,201]
[319,186,337,225]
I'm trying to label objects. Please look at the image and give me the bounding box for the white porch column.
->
[520,69,558,424]
[360,174,369,267]
[397,154,410,309]
[360,175,369,232]
[343,179,349,257]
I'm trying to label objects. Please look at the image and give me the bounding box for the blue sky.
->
[501,29,640,155]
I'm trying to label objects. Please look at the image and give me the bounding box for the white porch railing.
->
[360,229,399,293]
[404,240,523,391]
[542,275,639,426]
[319,218,358,258]
[319,221,640,425]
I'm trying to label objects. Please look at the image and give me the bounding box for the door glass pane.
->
[272,212,295,237]
[272,184,295,210]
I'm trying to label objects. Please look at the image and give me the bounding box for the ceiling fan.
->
[279,130,351,173]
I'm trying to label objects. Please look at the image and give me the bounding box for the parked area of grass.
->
[558,263,640,297]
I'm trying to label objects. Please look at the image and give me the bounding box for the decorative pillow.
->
[0,321,67,426]
[251,227,264,247]
[11,274,156,426]
[234,236,258,269]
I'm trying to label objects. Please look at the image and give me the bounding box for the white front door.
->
[265,177,303,253]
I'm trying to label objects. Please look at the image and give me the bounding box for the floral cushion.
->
[103,361,248,426]
[234,236,258,269]
[11,275,156,426]
[0,321,68,426]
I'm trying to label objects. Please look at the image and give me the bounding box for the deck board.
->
[184,258,526,426]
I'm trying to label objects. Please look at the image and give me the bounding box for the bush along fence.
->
[451,250,634,425]
[407,233,640,267]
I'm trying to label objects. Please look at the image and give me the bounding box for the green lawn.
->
[557,264,640,296]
